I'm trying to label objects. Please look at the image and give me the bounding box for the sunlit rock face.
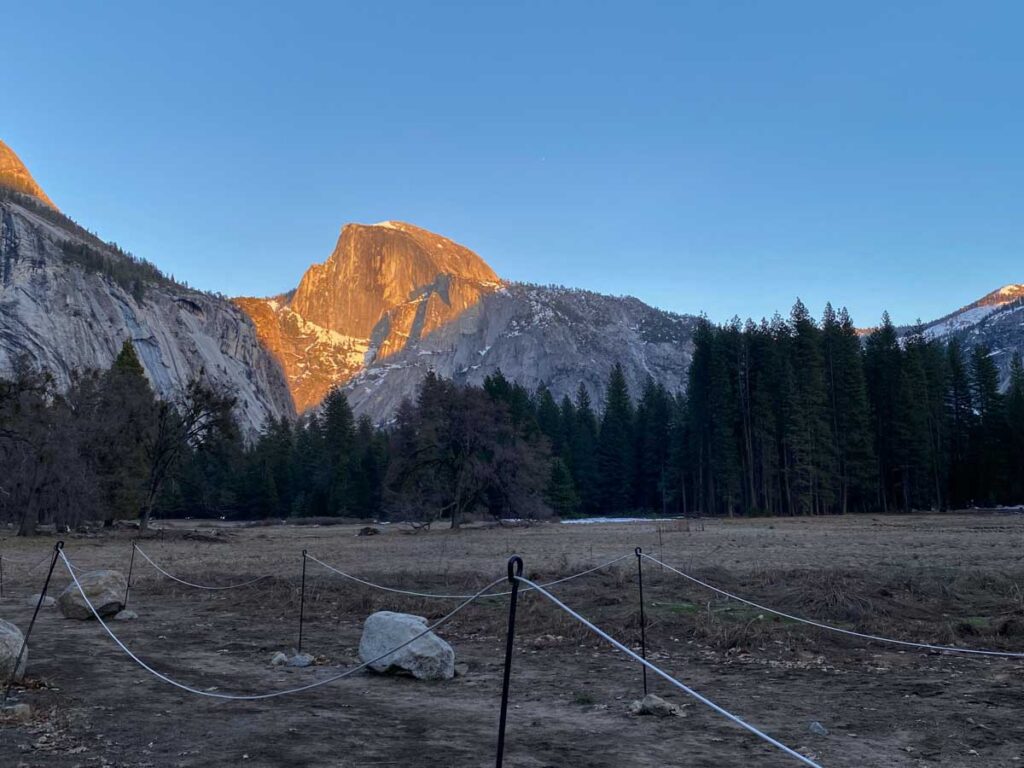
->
[0,141,294,434]
[237,220,699,421]
[0,140,59,211]
[292,221,499,338]
[236,221,502,412]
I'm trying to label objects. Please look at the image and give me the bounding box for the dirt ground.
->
[2,513,1024,767]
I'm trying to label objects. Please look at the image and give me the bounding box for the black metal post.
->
[635,547,648,695]
[298,549,307,654]
[2,541,63,707]
[123,541,137,609]
[495,555,523,768]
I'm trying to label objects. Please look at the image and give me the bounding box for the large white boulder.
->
[358,611,455,681]
[0,619,27,684]
[58,570,127,620]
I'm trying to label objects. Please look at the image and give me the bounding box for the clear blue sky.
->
[4,2,1022,326]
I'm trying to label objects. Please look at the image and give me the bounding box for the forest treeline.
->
[2,300,1024,534]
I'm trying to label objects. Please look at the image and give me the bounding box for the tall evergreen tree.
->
[864,313,903,512]
[894,329,936,510]
[970,345,1007,504]
[944,340,975,507]
[321,386,357,515]
[788,300,834,514]
[570,384,600,514]
[596,364,634,514]
[535,386,563,453]
[633,377,671,512]
[822,306,875,513]
[1006,353,1024,502]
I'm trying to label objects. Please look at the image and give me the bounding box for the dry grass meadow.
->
[2,512,1024,767]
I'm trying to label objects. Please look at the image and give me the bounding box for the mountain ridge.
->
[3,138,1022,423]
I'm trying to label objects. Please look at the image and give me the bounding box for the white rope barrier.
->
[308,552,632,600]
[134,545,272,591]
[642,553,1024,659]
[516,575,824,768]
[59,549,504,701]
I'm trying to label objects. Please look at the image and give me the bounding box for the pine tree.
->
[558,394,577,465]
[633,377,671,513]
[822,306,875,513]
[894,329,935,510]
[666,393,690,514]
[321,387,357,515]
[1006,353,1024,502]
[76,339,157,523]
[349,415,385,518]
[570,384,600,514]
[535,386,563,453]
[865,313,903,512]
[292,412,327,516]
[113,339,146,377]
[970,346,1007,504]
[787,300,834,514]
[545,457,579,516]
[596,364,634,514]
[944,340,974,507]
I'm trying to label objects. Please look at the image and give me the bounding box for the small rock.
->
[357,526,381,537]
[0,703,32,723]
[113,609,138,621]
[287,653,314,668]
[57,570,127,620]
[454,663,470,677]
[629,693,684,718]
[808,721,829,736]
[25,595,56,608]
[270,652,288,666]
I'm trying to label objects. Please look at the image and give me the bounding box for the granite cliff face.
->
[237,222,696,421]
[0,144,293,433]
[236,221,503,411]
[345,283,697,421]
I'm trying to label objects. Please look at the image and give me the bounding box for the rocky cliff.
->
[0,145,294,433]
[236,221,503,412]
[345,283,697,421]
[237,221,696,421]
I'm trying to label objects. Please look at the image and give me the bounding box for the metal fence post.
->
[495,555,523,768]
[636,547,648,695]
[123,541,137,609]
[298,549,307,654]
[2,541,63,707]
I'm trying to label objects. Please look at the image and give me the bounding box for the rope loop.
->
[134,545,272,591]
